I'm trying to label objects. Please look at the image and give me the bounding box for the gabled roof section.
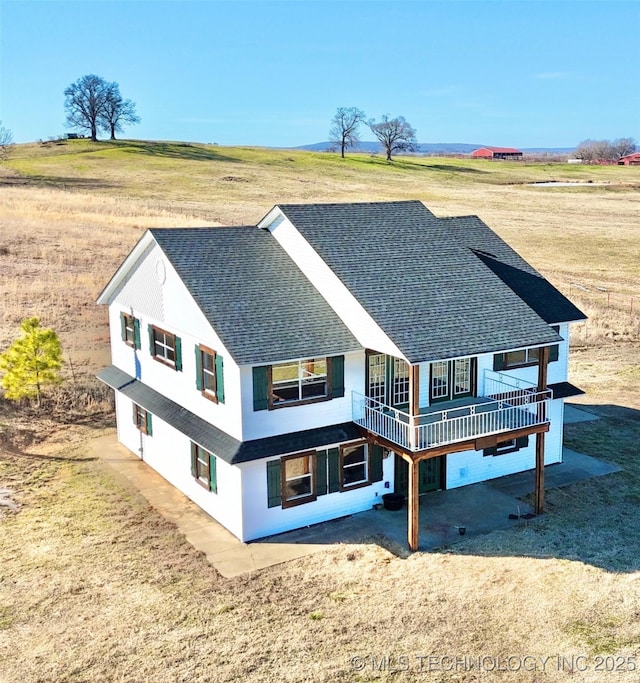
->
[150,226,360,365]
[274,201,580,363]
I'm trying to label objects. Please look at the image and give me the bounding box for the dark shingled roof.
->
[275,201,584,363]
[150,226,360,365]
[97,366,362,464]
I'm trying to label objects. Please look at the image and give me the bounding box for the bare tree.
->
[64,75,112,141]
[611,137,636,159]
[329,106,366,158]
[100,83,141,140]
[576,137,636,162]
[0,121,13,159]
[368,114,418,161]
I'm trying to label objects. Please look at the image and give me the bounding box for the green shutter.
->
[148,324,155,355]
[190,443,197,477]
[316,450,328,496]
[549,344,559,362]
[267,460,281,508]
[329,355,345,398]
[120,313,127,342]
[493,353,506,371]
[215,354,225,403]
[195,346,203,390]
[209,454,217,494]
[133,318,141,350]
[328,447,340,493]
[516,435,529,449]
[174,335,182,371]
[145,411,153,436]
[370,444,383,482]
[253,366,269,411]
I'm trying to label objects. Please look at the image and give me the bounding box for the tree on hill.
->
[0,318,64,407]
[64,75,140,141]
[0,121,13,159]
[368,114,418,161]
[329,106,366,158]
[100,85,141,140]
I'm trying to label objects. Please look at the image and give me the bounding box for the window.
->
[253,356,344,411]
[281,453,316,507]
[133,403,152,435]
[392,358,410,406]
[148,325,182,370]
[272,358,327,404]
[190,443,217,492]
[266,443,384,508]
[483,435,529,457]
[120,312,140,349]
[195,345,224,403]
[340,442,369,489]
[494,328,560,371]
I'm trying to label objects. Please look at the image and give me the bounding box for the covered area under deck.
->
[355,348,553,550]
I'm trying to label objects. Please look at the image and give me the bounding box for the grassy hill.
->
[1,139,639,682]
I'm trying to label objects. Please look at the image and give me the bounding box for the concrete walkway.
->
[91,402,618,578]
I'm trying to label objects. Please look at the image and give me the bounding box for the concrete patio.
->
[92,403,618,578]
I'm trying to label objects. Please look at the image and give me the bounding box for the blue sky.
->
[1,0,638,148]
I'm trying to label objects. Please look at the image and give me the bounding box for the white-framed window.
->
[431,361,449,400]
[453,358,472,396]
[281,452,316,507]
[393,358,410,406]
[368,353,386,403]
[272,358,327,405]
[340,442,369,489]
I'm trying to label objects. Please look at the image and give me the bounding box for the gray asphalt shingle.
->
[276,201,584,363]
[151,226,360,365]
[97,366,361,464]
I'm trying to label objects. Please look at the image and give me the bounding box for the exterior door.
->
[394,454,443,495]
[430,358,475,404]
[366,353,410,408]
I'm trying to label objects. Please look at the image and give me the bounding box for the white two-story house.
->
[97,201,585,550]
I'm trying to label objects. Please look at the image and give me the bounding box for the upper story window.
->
[148,325,182,370]
[195,344,224,403]
[272,358,327,404]
[120,312,140,349]
[493,327,560,371]
[252,355,344,411]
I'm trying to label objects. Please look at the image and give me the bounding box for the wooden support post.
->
[535,346,550,515]
[535,431,545,515]
[407,458,420,551]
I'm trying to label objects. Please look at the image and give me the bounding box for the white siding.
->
[108,243,244,441]
[240,448,395,541]
[240,350,365,440]
[445,398,564,489]
[115,393,244,540]
[265,214,405,359]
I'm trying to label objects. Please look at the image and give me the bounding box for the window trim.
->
[281,451,317,508]
[339,441,370,491]
[198,344,219,403]
[269,357,331,410]
[121,312,139,349]
[191,442,217,493]
[495,328,561,371]
[149,324,179,369]
[132,403,151,435]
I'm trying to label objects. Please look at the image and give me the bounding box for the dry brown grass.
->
[0,144,639,682]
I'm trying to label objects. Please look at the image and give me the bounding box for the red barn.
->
[618,152,640,166]
[472,146,523,160]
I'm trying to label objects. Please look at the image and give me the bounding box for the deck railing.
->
[352,372,552,452]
